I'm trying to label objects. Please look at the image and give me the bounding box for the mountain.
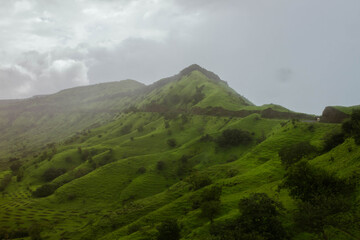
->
[0,65,359,240]
[0,80,145,164]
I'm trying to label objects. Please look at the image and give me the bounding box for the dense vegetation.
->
[0,65,359,240]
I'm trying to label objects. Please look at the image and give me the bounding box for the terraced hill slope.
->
[0,65,359,240]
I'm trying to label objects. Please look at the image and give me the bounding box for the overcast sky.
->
[0,0,360,114]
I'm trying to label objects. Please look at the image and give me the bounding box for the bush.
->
[65,156,73,163]
[28,223,42,240]
[156,161,165,171]
[120,124,132,135]
[74,168,91,179]
[187,172,212,190]
[193,185,222,210]
[167,139,177,148]
[10,161,22,173]
[281,161,356,204]
[137,167,146,174]
[137,126,144,132]
[98,153,114,166]
[32,184,58,198]
[323,131,345,152]
[199,134,213,142]
[281,161,356,239]
[16,169,24,182]
[43,168,66,182]
[210,193,288,240]
[157,219,180,240]
[342,110,360,144]
[81,150,90,161]
[237,193,288,240]
[216,129,252,147]
[278,141,316,168]
[0,174,12,191]
[201,200,221,223]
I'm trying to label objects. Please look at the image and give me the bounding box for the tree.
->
[32,184,58,198]
[281,161,355,203]
[10,161,22,173]
[0,174,12,191]
[210,193,288,240]
[201,200,221,223]
[323,131,345,152]
[187,172,212,190]
[28,223,42,240]
[42,168,66,182]
[137,166,146,174]
[157,219,180,240]
[342,109,360,144]
[167,138,177,148]
[278,141,316,168]
[216,129,252,147]
[157,161,165,171]
[281,161,356,239]
[237,193,288,240]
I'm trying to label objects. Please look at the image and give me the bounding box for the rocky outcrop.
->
[320,106,349,123]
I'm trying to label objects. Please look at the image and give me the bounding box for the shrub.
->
[32,184,58,198]
[278,141,316,168]
[43,168,66,182]
[187,172,212,190]
[167,139,177,148]
[216,129,252,147]
[157,219,180,240]
[28,223,42,240]
[98,153,114,166]
[201,200,221,223]
[281,161,356,204]
[127,223,142,235]
[323,131,345,152]
[65,156,73,163]
[120,124,132,135]
[226,169,239,178]
[137,167,146,174]
[10,161,22,173]
[156,161,165,171]
[199,134,213,142]
[81,150,90,161]
[0,174,12,191]
[137,126,144,132]
[74,168,91,179]
[16,169,24,182]
[210,193,288,240]
[281,161,356,239]
[237,193,288,240]
[342,110,360,144]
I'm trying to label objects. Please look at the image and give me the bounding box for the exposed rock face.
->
[321,106,349,123]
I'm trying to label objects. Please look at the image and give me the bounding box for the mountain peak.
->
[179,64,222,82]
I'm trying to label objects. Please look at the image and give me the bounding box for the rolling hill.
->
[0,64,359,240]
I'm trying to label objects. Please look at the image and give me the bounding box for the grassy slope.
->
[333,105,360,114]
[0,80,145,164]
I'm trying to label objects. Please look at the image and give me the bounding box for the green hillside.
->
[0,65,359,240]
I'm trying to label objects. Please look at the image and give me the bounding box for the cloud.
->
[0,52,89,99]
[0,64,34,99]
[1,0,360,114]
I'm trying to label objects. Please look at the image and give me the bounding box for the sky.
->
[0,0,360,114]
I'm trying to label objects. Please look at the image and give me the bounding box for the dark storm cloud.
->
[0,0,360,114]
